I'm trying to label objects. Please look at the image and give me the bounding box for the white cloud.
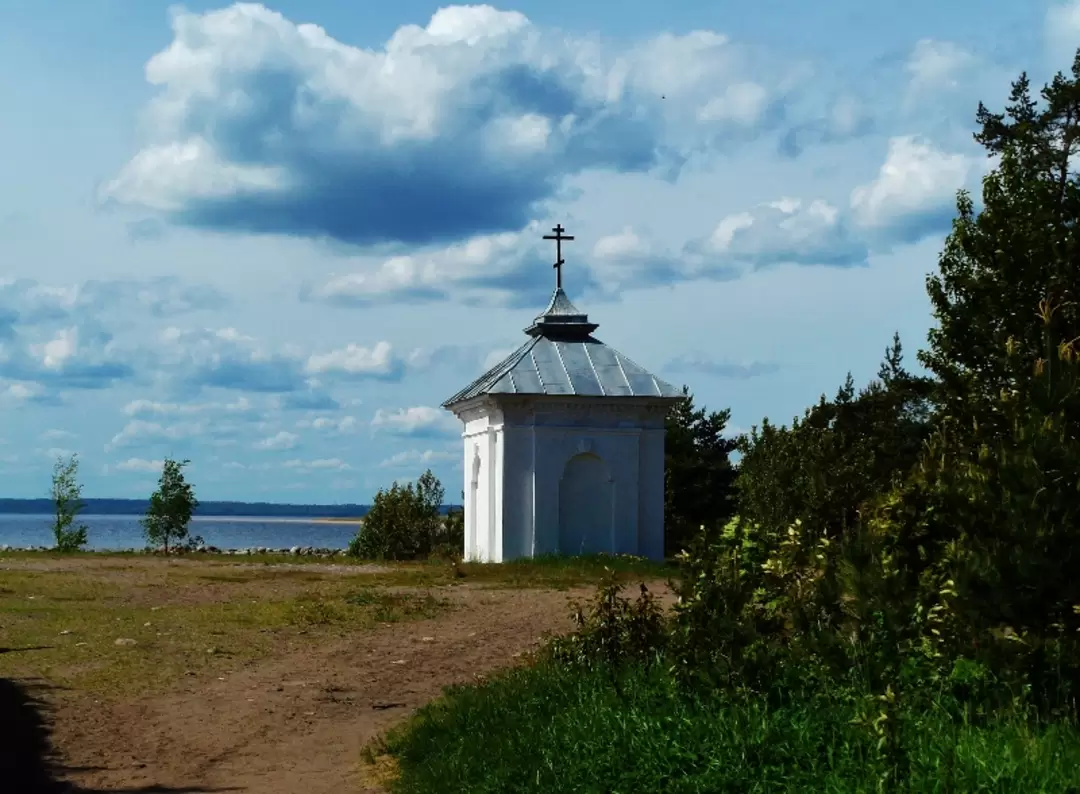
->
[687,197,868,273]
[305,341,398,378]
[371,405,459,437]
[102,4,828,249]
[124,396,254,418]
[697,82,770,125]
[254,430,299,450]
[0,277,226,326]
[0,381,50,404]
[304,223,546,308]
[156,326,304,392]
[591,226,681,290]
[308,200,869,307]
[378,448,458,468]
[628,30,798,142]
[35,328,79,370]
[826,94,870,138]
[296,415,358,434]
[40,428,76,441]
[43,447,76,460]
[106,419,202,451]
[108,139,286,214]
[281,457,351,472]
[155,326,403,391]
[111,458,166,473]
[849,136,974,241]
[905,39,976,92]
[2,317,135,390]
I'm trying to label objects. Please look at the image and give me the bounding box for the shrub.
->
[348,469,446,560]
[437,505,465,560]
[545,573,667,671]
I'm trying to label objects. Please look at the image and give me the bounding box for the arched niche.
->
[557,451,615,555]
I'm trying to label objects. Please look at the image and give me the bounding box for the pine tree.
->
[920,54,1080,434]
[663,388,739,555]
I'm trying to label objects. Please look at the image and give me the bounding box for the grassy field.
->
[0,547,671,583]
[0,551,673,698]
[0,563,442,696]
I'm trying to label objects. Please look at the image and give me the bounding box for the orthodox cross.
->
[542,224,575,289]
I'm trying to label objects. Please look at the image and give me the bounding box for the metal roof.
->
[442,287,682,407]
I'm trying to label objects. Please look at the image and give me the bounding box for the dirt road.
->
[57,587,584,793]
[1,554,667,793]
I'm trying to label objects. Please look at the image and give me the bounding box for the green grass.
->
[0,568,451,696]
[371,660,1080,794]
[452,553,675,589]
[0,548,675,589]
[0,552,667,698]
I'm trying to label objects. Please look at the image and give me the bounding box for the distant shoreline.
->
[0,512,364,525]
[194,516,363,525]
[0,499,467,519]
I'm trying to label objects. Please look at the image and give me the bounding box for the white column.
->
[487,427,498,563]
[464,442,481,561]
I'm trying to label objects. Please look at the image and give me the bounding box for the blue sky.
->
[0,0,1075,503]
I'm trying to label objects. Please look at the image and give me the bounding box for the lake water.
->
[0,513,361,551]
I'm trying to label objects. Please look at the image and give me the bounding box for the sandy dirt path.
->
[46,585,599,793]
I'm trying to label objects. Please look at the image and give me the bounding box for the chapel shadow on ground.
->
[0,673,236,793]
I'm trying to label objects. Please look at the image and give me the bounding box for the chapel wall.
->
[529,424,643,557]
[461,412,499,562]
[637,427,667,561]
[498,425,535,560]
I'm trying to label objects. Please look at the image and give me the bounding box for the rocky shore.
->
[0,544,350,558]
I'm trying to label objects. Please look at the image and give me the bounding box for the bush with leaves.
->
[545,573,667,672]
[49,453,88,552]
[348,469,446,560]
[870,321,1080,715]
[439,503,465,560]
[142,458,201,554]
[663,334,1079,716]
[654,337,930,695]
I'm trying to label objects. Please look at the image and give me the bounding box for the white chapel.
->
[442,224,684,563]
